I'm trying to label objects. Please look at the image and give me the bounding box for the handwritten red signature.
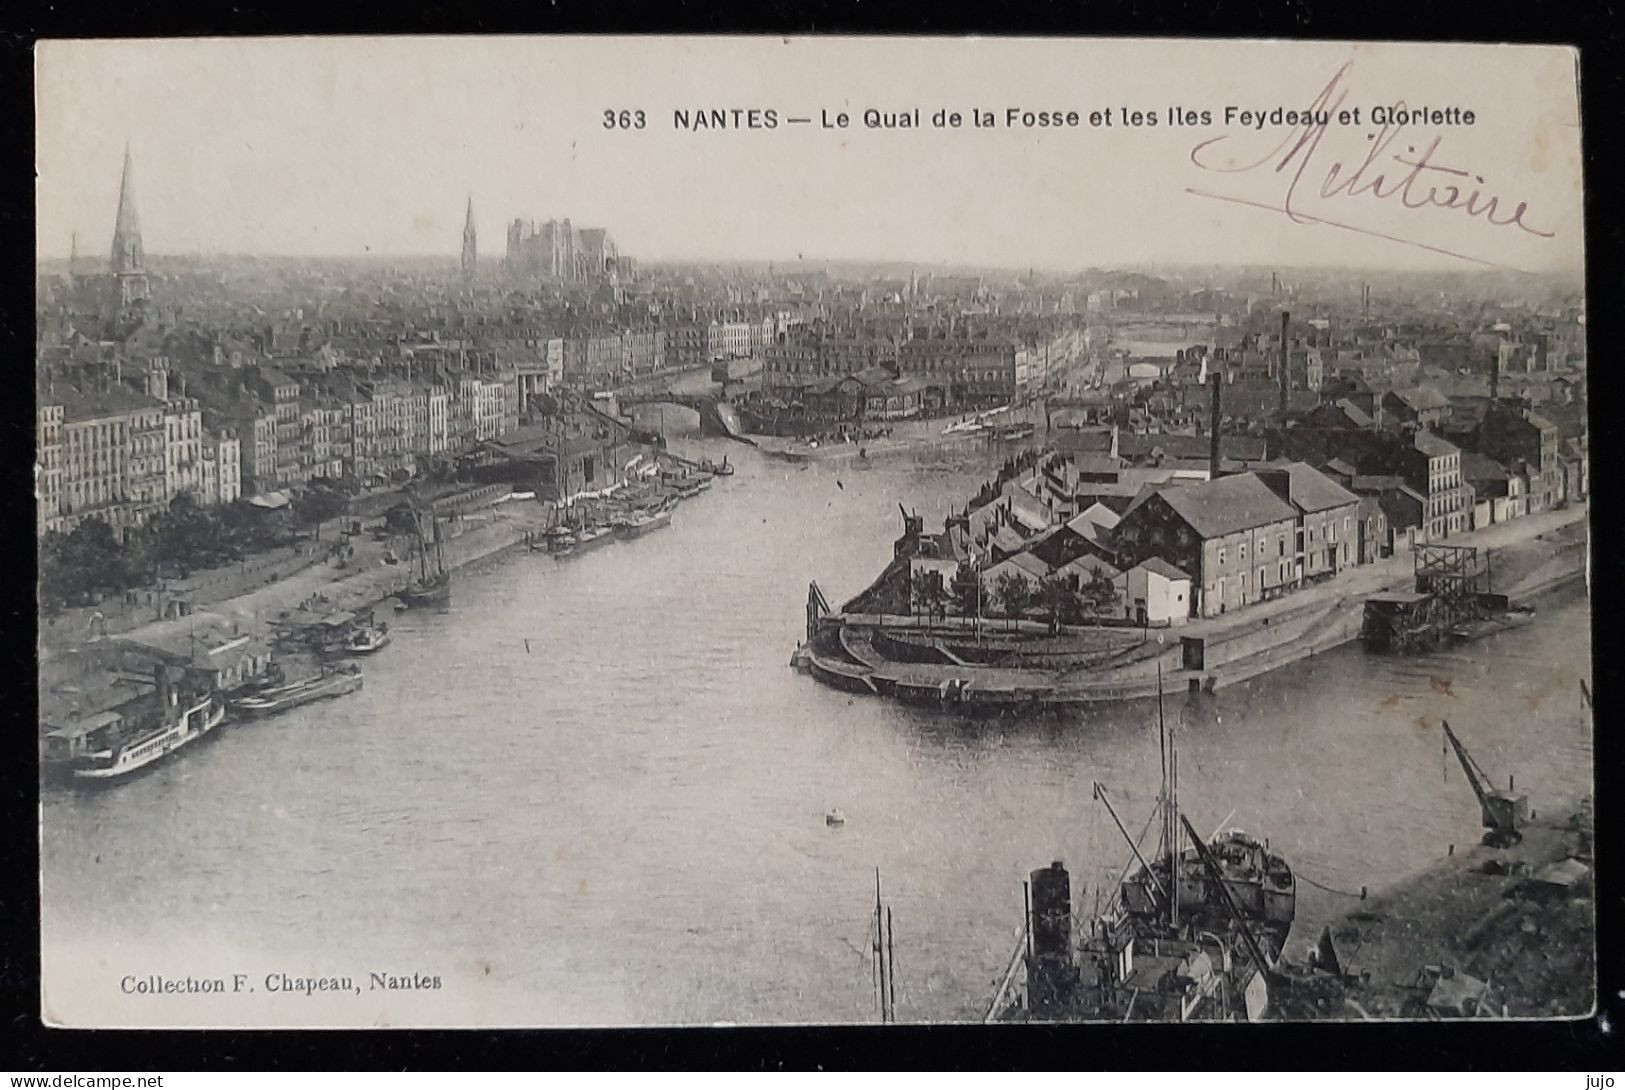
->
[1186,61,1554,267]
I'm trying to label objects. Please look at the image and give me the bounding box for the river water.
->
[40,430,1594,1027]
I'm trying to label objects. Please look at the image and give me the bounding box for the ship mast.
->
[1157,662,1168,864]
[1160,665,1179,931]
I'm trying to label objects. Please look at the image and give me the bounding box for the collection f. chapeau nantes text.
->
[120,972,443,997]
[604,104,1478,132]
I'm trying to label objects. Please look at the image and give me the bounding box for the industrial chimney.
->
[1278,310,1291,414]
[1209,371,1224,479]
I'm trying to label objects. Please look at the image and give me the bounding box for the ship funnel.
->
[1028,861,1075,1015]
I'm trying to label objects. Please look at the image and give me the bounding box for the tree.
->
[217,499,287,554]
[949,560,982,619]
[1037,573,1079,635]
[151,493,220,575]
[912,568,947,624]
[1080,567,1120,616]
[994,571,1033,631]
[293,488,349,535]
[40,517,131,607]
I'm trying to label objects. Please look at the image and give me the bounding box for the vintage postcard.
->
[35,36,1590,1028]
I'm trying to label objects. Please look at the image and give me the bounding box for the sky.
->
[35,37,1586,273]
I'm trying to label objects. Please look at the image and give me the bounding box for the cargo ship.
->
[988,677,1295,1022]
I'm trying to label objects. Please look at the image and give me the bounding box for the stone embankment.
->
[801,503,1588,708]
[1299,800,1595,1020]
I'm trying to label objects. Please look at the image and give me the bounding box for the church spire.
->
[461,195,478,278]
[111,146,143,275]
[110,146,150,307]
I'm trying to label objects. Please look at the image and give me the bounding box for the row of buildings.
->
[889,383,1583,626]
[761,320,1085,409]
[501,315,786,393]
[35,345,519,537]
[891,452,1375,627]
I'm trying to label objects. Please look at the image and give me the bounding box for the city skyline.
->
[37,37,1583,273]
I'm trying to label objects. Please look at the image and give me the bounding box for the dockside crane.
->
[1440,720,1528,847]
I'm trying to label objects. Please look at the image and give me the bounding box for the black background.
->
[0,0,1618,1071]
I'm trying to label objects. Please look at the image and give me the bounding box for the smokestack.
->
[1279,310,1291,414]
[1209,372,1223,479]
[154,664,174,710]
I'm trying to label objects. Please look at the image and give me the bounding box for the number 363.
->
[603,109,646,129]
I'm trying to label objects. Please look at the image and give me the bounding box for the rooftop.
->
[1140,472,1298,539]
[1134,557,1191,582]
[1259,462,1360,514]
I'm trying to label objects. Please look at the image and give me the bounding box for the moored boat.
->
[987,672,1295,1023]
[558,524,615,558]
[343,620,391,654]
[700,455,734,476]
[399,570,451,608]
[536,524,578,556]
[616,505,674,539]
[232,666,363,717]
[400,506,452,608]
[71,692,226,783]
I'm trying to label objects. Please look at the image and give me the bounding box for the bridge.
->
[617,392,755,444]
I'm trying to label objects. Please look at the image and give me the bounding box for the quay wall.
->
[305,501,558,618]
[810,512,1588,707]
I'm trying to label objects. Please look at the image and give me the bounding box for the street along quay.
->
[38,450,733,786]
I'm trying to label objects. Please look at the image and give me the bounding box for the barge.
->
[232,666,363,717]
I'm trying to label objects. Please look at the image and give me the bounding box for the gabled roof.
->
[1412,430,1459,458]
[1058,554,1122,581]
[1259,462,1360,514]
[1322,457,1358,479]
[1138,472,1297,539]
[1067,503,1121,535]
[1388,386,1450,412]
[1134,557,1191,583]
[1001,490,1053,533]
[1460,452,1510,483]
[988,550,1052,582]
[1350,473,1406,493]
[1333,399,1374,428]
